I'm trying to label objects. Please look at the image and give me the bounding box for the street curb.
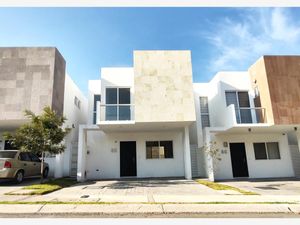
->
[0,203,299,217]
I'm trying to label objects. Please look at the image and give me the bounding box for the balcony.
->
[96,103,135,122]
[225,105,267,127]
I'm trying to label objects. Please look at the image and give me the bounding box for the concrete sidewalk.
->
[0,203,299,217]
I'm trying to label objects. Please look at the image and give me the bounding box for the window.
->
[0,151,17,158]
[28,153,41,162]
[93,94,101,124]
[266,142,281,159]
[105,87,131,121]
[19,152,31,161]
[146,141,173,159]
[253,142,280,160]
[200,97,210,128]
[74,96,81,109]
[225,91,252,123]
[4,140,17,150]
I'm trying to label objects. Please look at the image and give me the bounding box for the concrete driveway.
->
[219,178,300,195]
[43,178,224,203]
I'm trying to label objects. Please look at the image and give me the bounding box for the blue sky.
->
[0,7,300,95]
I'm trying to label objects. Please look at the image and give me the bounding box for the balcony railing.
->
[97,103,135,122]
[235,107,266,124]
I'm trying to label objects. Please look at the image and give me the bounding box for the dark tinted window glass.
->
[201,115,210,128]
[93,112,97,124]
[19,152,31,161]
[106,88,117,104]
[119,88,130,104]
[106,106,117,120]
[0,151,17,158]
[225,91,238,108]
[146,141,159,159]
[4,140,17,150]
[238,92,250,107]
[200,97,209,114]
[267,142,281,159]
[119,106,131,120]
[160,141,173,158]
[93,95,101,111]
[253,143,267,159]
[29,153,41,162]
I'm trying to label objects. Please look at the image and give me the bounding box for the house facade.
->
[77,51,196,181]
[0,47,87,178]
[1,48,299,182]
[194,56,300,181]
[77,52,300,182]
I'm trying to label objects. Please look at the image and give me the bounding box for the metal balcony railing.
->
[97,103,135,122]
[235,107,266,124]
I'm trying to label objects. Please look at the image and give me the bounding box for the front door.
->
[120,141,137,177]
[229,143,249,178]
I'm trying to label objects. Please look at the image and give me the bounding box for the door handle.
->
[33,163,36,166]
[24,163,27,166]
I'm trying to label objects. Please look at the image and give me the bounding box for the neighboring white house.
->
[78,52,300,182]
[0,47,87,178]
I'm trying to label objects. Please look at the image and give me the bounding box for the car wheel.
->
[15,171,24,184]
[43,168,49,178]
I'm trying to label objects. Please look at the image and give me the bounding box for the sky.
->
[0,7,300,95]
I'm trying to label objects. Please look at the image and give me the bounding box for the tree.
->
[202,141,222,180]
[3,106,71,183]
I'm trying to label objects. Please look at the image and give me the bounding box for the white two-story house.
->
[193,56,300,181]
[77,50,196,181]
[78,52,300,182]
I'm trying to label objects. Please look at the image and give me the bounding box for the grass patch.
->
[15,178,77,195]
[196,180,259,195]
[0,201,297,205]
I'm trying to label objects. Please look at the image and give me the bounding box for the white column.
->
[183,126,192,179]
[77,125,87,182]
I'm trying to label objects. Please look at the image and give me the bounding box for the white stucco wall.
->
[211,133,295,180]
[88,80,101,125]
[84,130,185,179]
[54,74,88,177]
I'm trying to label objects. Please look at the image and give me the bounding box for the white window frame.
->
[105,87,131,120]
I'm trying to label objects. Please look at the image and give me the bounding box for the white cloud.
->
[206,8,300,72]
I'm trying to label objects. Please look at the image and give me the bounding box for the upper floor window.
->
[225,91,252,123]
[93,95,101,124]
[105,88,131,121]
[199,96,210,129]
[74,96,81,109]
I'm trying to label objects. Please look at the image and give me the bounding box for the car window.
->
[0,151,17,158]
[29,153,41,162]
[19,152,31,162]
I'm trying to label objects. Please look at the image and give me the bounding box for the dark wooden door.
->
[120,141,137,177]
[229,143,249,178]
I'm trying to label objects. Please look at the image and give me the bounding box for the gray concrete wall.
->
[0,47,66,122]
